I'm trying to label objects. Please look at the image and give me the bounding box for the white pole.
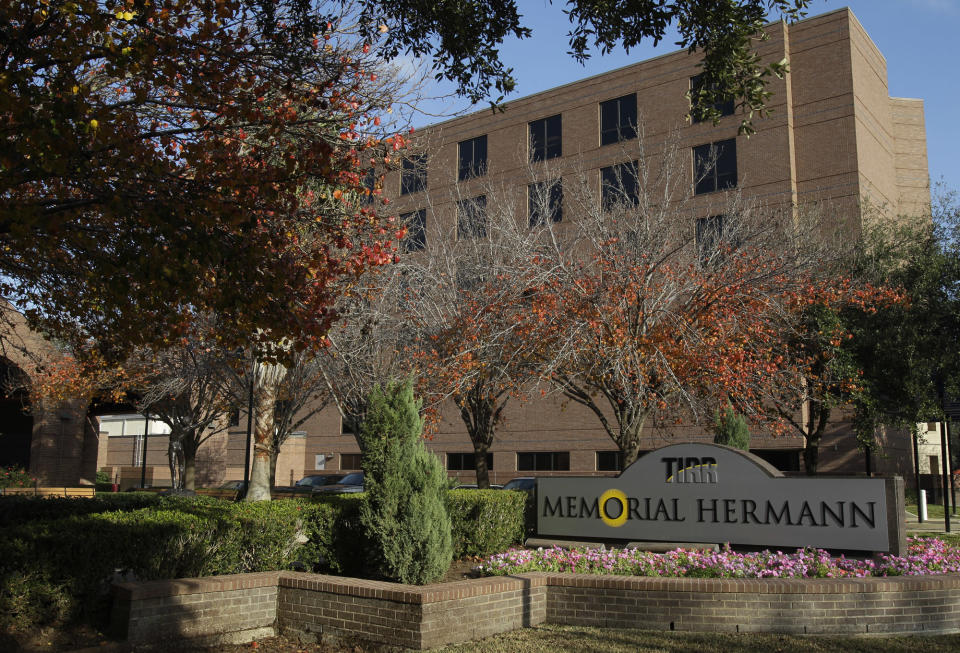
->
[920,489,928,522]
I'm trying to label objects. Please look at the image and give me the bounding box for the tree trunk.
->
[269,447,279,488]
[802,402,831,476]
[246,361,286,501]
[473,440,491,489]
[619,413,649,467]
[182,437,197,491]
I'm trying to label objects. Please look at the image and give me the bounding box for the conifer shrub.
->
[358,380,453,584]
[712,404,751,451]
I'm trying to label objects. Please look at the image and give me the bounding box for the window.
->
[400,209,426,252]
[228,408,241,428]
[400,154,427,195]
[600,94,637,145]
[601,161,639,210]
[458,135,487,180]
[696,215,725,263]
[693,139,737,195]
[596,451,623,472]
[447,452,494,471]
[517,451,570,471]
[340,417,355,435]
[690,74,735,123]
[528,179,563,226]
[361,169,378,204]
[529,114,562,162]
[341,453,362,470]
[457,195,487,239]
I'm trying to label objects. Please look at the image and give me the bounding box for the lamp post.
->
[139,414,150,489]
[242,358,255,498]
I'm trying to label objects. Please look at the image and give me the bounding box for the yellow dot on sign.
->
[599,488,628,528]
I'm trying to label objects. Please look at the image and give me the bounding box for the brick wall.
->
[277,572,546,649]
[112,572,279,645]
[543,573,960,635]
[114,569,960,649]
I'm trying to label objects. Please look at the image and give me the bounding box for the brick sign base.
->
[112,571,960,649]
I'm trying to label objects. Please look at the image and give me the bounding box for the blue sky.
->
[412,0,958,194]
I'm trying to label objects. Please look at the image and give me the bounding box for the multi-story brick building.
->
[7,8,930,487]
[212,7,928,486]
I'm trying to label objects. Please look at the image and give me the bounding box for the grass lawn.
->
[433,625,960,653]
[907,503,950,519]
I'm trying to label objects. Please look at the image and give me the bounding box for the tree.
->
[845,189,960,448]
[406,174,561,488]
[358,378,451,584]
[3,0,410,361]
[524,137,839,467]
[361,0,811,129]
[134,330,233,491]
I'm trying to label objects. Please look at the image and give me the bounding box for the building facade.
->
[226,7,926,486]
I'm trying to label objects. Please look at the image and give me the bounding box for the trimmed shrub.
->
[0,498,331,634]
[0,492,164,527]
[448,489,525,557]
[358,380,452,584]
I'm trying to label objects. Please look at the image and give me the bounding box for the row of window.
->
[398,140,734,251]
[335,451,621,472]
[399,77,735,197]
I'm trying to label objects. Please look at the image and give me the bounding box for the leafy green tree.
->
[846,189,960,445]
[358,379,452,584]
[713,404,751,451]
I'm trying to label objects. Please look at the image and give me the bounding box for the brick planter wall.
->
[113,571,960,649]
[111,571,279,645]
[277,572,546,649]
[542,573,960,635]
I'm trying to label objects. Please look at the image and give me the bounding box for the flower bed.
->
[479,537,960,578]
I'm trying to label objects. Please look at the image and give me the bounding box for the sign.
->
[537,443,903,552]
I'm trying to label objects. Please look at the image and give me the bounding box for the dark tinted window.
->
[400,154,427,195]
[517,451,570,471]
[528,179,563,226]
[693,139,737,195]
[601,161,639,210]
[457,195,487,239]
[341,453,361,469]
[600,94,637,145]
[400,209,426,252]
[458,135,488,180]
[530,114,562,161]
[596,451,623,471]
[690,74,735,123]
[447,452,494,470]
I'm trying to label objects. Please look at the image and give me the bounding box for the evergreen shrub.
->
[712,404,751,451]
[358,380,453,584]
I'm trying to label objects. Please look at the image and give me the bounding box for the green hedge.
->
[448,489,526,558]
[0,489,527,635]
[0,492,165,527]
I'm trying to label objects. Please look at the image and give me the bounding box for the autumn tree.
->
[403,176,562,488]
[524,135,857,467]
[3,0,415,362]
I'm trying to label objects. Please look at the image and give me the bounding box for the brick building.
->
[215,7,927,486]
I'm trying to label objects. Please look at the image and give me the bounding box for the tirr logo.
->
[663,456,718,483]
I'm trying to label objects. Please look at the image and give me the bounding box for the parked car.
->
[501,477,535,492]
[454,483,503,490]
[295,474,345,490]
[312,472,364,494]
[218,480,247,491]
